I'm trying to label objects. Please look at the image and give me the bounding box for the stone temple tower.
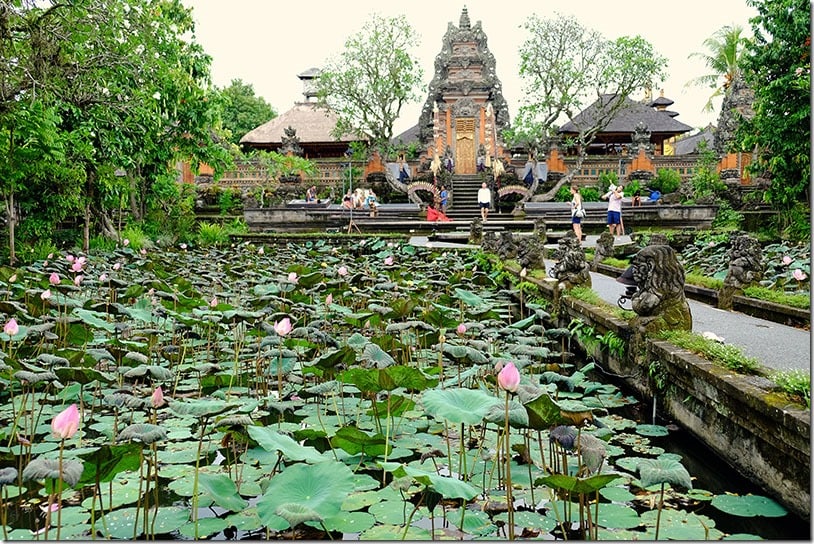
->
[417,6,511,174]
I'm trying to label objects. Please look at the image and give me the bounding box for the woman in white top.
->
[477,182,492,222]
[570,185,583,242]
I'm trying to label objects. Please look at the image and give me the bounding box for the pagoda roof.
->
[239,102,361,145]
[559,94,692,136]
[674,125,716,155]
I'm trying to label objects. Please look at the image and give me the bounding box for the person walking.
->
[439,185,449,212]
[477,182,492,222]
[570,185,584,242]
[602,184,624,236]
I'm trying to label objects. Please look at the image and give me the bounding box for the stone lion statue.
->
[591,231,615,271]
[630,245,692,334]
[724,234,763,289]
[550,232,591,289]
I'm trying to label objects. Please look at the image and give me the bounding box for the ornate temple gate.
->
[455,118,476,174]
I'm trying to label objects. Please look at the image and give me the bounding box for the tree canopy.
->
[219,79,277,146]
[511,13,667,199]
[0,0,233,261]
[314,13,424,154]
[737,0,810,209]
[685,25,752,113]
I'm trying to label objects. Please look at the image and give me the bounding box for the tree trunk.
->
[5,192,16,265]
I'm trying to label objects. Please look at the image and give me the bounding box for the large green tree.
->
[0,0,232,256]
[314,13,424,153]
[737,0,810,210]
[219,79,276,146]
[513,13,667,200]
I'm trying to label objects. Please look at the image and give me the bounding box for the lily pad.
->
[711,493,788,517]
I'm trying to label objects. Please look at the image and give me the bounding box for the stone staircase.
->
[446,174,505,220]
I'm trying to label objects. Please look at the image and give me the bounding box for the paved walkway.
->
[408,235,810,373]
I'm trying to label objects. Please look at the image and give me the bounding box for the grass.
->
[685,273,724,290]
[567,285,636,321]
[601,257,630,269]
[656,329,761,375]
[770,369,811,408]
[743,286,810,310]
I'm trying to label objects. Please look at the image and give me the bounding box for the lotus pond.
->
[0,238,801,540]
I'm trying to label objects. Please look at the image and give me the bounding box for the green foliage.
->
[687,141,725,202]
[742,286,810,309]
[650,168,682,194]
[515,14,667,157]
[197,221,230,247]
[554,185,572,202]
[772,203,811,243]
[657,330,761,374]
[121,225,152,251]
[738,0,810,209]
[580,186,601,202]
[218,187,243,215]
[622,179,641,197]
[598,330,626,358]
[685,25,751,112]
[601,257,630,269]
[315,13,424,151]
[89,235,119,252]
[770,369,810,408]
[597,172,619,195]
[218,79,276,146]
[711,201,743,230]
[648,360,668,391]
[685,273,724,290]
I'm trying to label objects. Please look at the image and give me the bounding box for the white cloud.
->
[184,0,756,136]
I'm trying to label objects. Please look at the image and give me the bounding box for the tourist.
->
[305,185,317,203]
[632,188,642,207]
[439,185,449,212]
[353,188,364,209]
[477,182,491,222]
[342,191,352,209]
[365,189,378,217]
[602,184,624,236]
[522,155,535,187]
[570,185,584,242]
[398,156,411,183]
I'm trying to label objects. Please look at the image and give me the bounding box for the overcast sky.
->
[182,1,757,136]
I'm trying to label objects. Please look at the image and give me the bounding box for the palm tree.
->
[685,25,751,112]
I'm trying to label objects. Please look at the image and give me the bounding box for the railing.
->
[212,153,709,188]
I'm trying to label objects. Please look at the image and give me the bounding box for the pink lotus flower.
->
[210,296,218,308]
[337,266,348,277]
[456,323,467,336]
[71,261,83,273]
[180,243,187,250]
[49,272,60,285]
[384,256,394,266]
[65,254,74,263]
[258,247,264,255]
[99,273,108,282]
[123,238,130,247]
[288,272,298,283]
[41,289,51,300]
[74,275,83,286]
[47,253,53,259]
[51,404,80,439]
[8,274,16,283]
[783,256,793,266]
[151,386,165,408]
[792,269,807,282]
[4,318,19,336]
[140,248,147,255]
[113,263,121,271]
[497,362,520,393]
[273,317,292,336]
[326,293,333,306]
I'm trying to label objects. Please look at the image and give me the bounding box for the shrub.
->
[580,186,601,202]
[650,168,681,194]
[742,286,810,309]
[89,235,118,252]
[711,201,744,230]
[554,185,571,202]
[597,172,619,195]
[197,221,230,247]
[685,273,723,290]
[121,225,152,251]
[770,369,810,408]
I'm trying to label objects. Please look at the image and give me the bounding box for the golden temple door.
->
[455,118,475,174]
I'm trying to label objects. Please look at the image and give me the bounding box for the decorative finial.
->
[459,6,470,29]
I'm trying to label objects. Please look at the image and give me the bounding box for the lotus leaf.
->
[594,502,643,529]
[118,423,168,444]
[77,443,142,485]
[320,511,376,533]
[710,493,788,517]
[22,457,83,486]
[198,472,249,512]
[14,370,58,384]
[99,505,189,539]
[635,424,670,437]
[177,516,229,539]
[256,461,355,530]
[361,523,432,540]
[484,398,528,427]
[421,388,495,425]
[168,398,234,418]
[361,342,396,368]
[637,457,692,490]
[330,425,390,457]
[248,426,329,463]
[640,509,724,539]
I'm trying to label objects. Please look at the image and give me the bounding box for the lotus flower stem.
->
[503,392,515,540]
